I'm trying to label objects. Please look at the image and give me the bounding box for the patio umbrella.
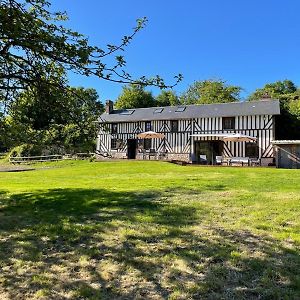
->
[137,131,165,139]
[223,133,257,142]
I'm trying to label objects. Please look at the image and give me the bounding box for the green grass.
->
[0,160,299,299]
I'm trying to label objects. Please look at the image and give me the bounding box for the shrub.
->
[8,144,42,158]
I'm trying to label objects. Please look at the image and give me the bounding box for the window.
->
[120,109,135,115]
[144,139,151,150]
[145,121,151,131]
[111,123,118,134]
[175,106,186,112]
[154,108,164,114]
[222,117,235,130]
[171,120,178,132]
[111,138,117,150]
[245,142,259,158]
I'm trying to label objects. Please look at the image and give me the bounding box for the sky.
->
[52,0,300,103]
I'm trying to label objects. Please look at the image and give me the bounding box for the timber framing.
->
[96,99,280,165]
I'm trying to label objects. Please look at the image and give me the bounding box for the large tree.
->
[248,80,300,140]
[248,80,297,101]
[8,66,69,130]
[156,90,179,107]
[114,84,155,109]
[0,0,182,107]
[180,79,241,105]
[5,86,103,152]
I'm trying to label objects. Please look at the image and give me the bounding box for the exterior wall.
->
[192,114,275,159]
[97,114,275,162]
[274,144,300,169]
[165,153,190,162]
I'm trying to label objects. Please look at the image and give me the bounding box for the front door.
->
[127,139,137,159]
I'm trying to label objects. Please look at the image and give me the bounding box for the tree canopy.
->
[0,0,182,107]
[156,90,180,107]
[114,86,180,109]
[248,80,297,101]
[180,80,241,105]
[114,84,155,109]
[0,0,183,153]
[248,80,300,140]
[3,86,103,153]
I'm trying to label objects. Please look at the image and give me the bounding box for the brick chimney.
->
[105,100,114,114]
[261,93,271,100]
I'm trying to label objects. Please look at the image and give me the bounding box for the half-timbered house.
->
[96,99,280,166]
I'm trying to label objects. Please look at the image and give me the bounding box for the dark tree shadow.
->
[0,188,299,299]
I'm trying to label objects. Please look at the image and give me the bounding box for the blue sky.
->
[52,0,300,103]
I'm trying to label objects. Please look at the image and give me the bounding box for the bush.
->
[8,144,43,157]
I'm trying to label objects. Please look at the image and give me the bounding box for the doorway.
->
[195,141,223,164]
[127,139,137,159]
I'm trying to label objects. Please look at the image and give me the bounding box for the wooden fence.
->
[9,155,63,164]
[9,153,94,164]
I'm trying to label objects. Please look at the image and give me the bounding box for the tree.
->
[6,86,103,152]
[248,80,300,139]
[114,84,155,109]
[156,90,179,107]
[180,80,241,105]
[0,0,182,107]
[9,68,69,130]
[59,87,103,151]
[248,80,297,101]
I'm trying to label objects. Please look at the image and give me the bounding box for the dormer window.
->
[175,106,186,112]
[120,109,135,115]
[154,108,164,114]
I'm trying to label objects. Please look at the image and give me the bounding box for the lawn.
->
[0,160,299,299]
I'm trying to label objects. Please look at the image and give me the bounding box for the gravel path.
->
[0,165,35,172]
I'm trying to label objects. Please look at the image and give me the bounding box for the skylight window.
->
[120,109,135,115]
[154,108,164,114]
[175,106,186,112]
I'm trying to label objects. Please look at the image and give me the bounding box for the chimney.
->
[105,100,114,114]
[261,93,271,100]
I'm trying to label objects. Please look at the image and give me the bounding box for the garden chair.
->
[215,156,223,165]
[199,154,207,165]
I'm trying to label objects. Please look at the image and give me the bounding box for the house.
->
[96,99,280,166]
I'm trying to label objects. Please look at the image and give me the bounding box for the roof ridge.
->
[114,99,279,111]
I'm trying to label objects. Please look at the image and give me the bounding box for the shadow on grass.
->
[0,188,299,299]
